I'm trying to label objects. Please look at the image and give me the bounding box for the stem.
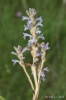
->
[19,61,34,91]
[32,60,44,100]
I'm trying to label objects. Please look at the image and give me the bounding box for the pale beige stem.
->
[19,61,34,91]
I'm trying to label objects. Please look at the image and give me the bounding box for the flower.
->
[23,33,33,39]
[35,16,42,22]
[37,34,45,40]
[36,50,42,57]
[24,25,30,31]
[22,16,29,21]
[38,42,50,50]
[28,38,35,44]
[36,28,41,34]
[43,67,49,72]
[45,42,50,50]
[40,71,46,82]
[12,59,20,65]
[36,21,43,27]
[22,47,28,53]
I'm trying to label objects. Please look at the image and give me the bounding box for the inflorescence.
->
[11,8,50,100]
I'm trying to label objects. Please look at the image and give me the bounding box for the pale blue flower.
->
[40,42,50,50]
[22,16,29,21]
[12,59,19,65]
[36,28,41,34]
[24,25,30,31]
[32,9,36,15]
[23,33,32,39]
[45,42,50,50]
[27,19,32,25]
[43,67,49,71]
[28,38,35,44]
[22,47,28,53]
[37,34,45,40]
[36,50,42,57]
[40,72,46,82]
[36,16,42,22]
[36,21,43,27]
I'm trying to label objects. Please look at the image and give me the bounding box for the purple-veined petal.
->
[12,59,19,65]
[36,21,43,27]
[22,16,29,21]
[36,28,41,34]
[14,46,17,51]
[43,67,49,72]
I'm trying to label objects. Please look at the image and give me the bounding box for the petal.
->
[27,18,32,25]
[37,34,45,40]
[22,16,29,21]
[14,46,17,51]
[36,21,43,27]
[36,28,41,34]
[32,8,36,15]
[43,67,49,71]
[36,50,42,57]
[11,52,17,55]
[45,42,50,50]
[36,16,42,22]
[40,72,46,82]
[23,33,32,39]
[28,38,35,44]
[24,25,30,31]
[12,59,19,65]
[22,47,28,53]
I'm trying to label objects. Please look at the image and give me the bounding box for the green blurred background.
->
[0,0,66,100]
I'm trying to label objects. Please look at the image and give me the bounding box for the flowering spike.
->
[12,8,50,100]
